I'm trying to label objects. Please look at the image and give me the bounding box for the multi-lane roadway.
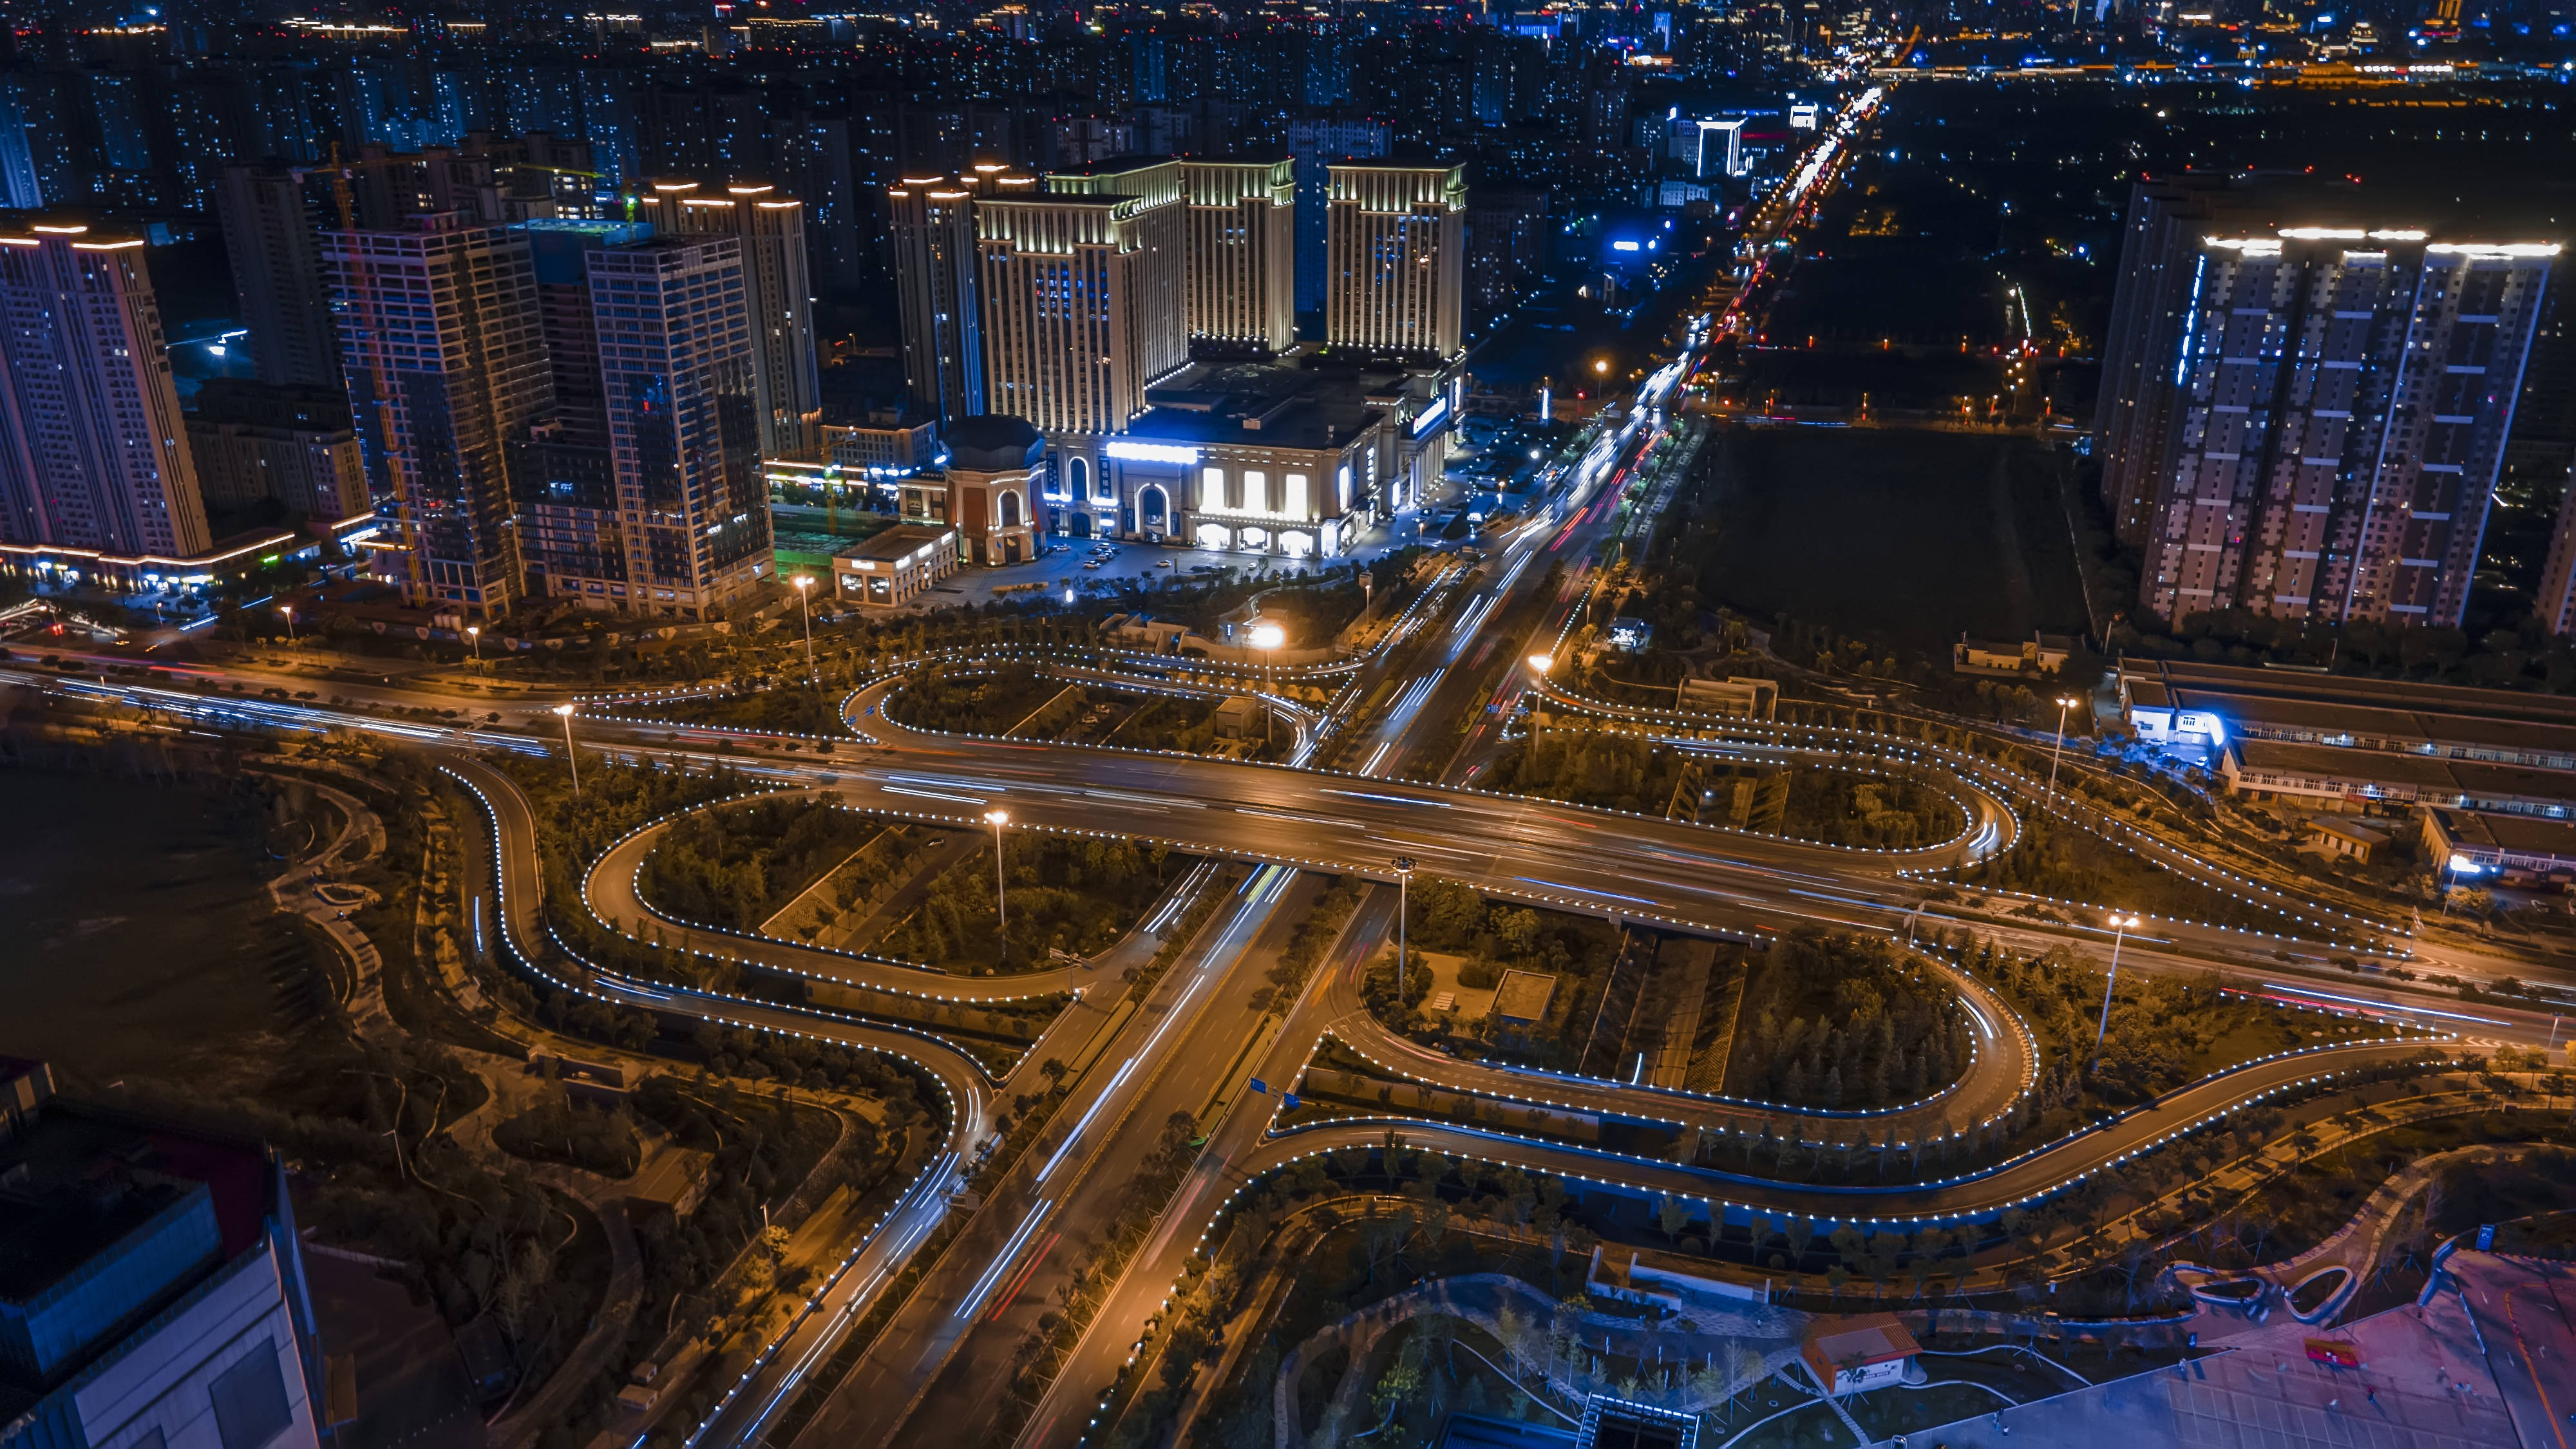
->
[13,79,2567,1449]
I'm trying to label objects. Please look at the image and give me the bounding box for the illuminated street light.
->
[985,810,1010,934]
[1526,654,1553,674]
[2441,853,2476,913]
[1249,621,1285,749]
[2047,694,2083,800]
[2091,913,2144,1067]
[552,703,580,798]
[279,603,296,644]
[467,625,481,665]
[792,574,816,681]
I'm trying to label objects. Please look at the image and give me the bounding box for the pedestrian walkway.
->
[2443,1250,2576,1449]
[1886,1295,2518,1449]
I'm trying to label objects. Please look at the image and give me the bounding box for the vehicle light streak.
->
[1514,877,1658,907]
[1037,1060,1133,1184]
[2262,981,2510,1026]
[952,1200,1054,1321]
[886,772,1009,793]
[880,784,988,804]
[1322,788,1450,808]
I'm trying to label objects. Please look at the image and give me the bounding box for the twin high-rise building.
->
[889,149,1461,562]
[303,169,818,620]
[327,209,779,621]
[895,155,1301,429]
[978,155,1191,437]
[2096,176,2562,632]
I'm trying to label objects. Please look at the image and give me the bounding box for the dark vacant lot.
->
[1762,255,2010,352]
[0,770,316,1092]
[1700,426,2090,654]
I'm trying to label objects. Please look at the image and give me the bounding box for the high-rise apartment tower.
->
[215,164,343,390]
[0,223,210,558]
[1178,158,1294,354]
[887,172,999,430]
[635,179,823,460]
[323,212,551,617]
[1325,160,1466,362]
[2098,193,2557,629]
[511,220,773,618]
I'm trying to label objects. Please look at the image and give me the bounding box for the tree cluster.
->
[1483,730,1695,816]
[1953,813,2295,936]
[880,834,1172,971]
[638,795,873,932]
[1725,931,1967,1109]
[880,663,1068,734]
[1769,766,1964,848]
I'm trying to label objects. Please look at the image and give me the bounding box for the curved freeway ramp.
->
[1239,1030,2448,1226]
[1307,884,2038,1149]
[442,752,998,1132]
[581,792,1106,1003]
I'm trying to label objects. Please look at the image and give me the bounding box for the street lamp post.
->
[279,604,296,644]
[553,703,581,798]
[793,574,816,682]
[2047,694,2083,800]
[985,810,1010,936]
[1392,856,1416,1014]
[2441,854,2472,914]
[467,625,481,666]
[2090,913,2142,1068]
[1249,621,1285,750]
[1526,654,1553,762]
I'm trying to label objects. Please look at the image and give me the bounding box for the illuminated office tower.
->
[636,179,822,459]
[1325,160,1466,361]
[1178,158,1294,354]
[2118,225,2556,629]
[975,155,1186,435]
[511,221,771,618]
[887,173,990,430]
[0,222,209,558]
[323,212,550,616]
